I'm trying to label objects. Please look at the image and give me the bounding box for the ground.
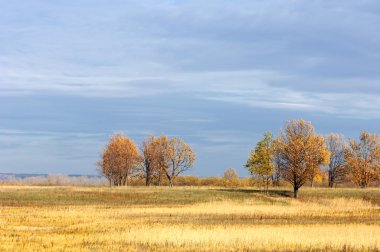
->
[0,186,379,251]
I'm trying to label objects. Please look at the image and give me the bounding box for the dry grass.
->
[0,186,379,251]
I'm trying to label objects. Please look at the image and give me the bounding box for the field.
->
[0,186,379,251]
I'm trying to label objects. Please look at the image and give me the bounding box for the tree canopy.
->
[98,133,140,186]
[275,120,330,198]
[245,132,274,193]
[345,131,380,188]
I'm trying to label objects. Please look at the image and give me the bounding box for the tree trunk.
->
[272,177,279,187]
[121,174,128,186]
[310,180,314,188]
[328,170,334,188]
[168,177,173,188]
[146,172,151,186]
[328,179,334,188]
[293,187,299,199]
[158,171,162,186]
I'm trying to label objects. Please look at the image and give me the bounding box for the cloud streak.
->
[1,63,380,118]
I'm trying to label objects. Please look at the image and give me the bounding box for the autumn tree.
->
[344,131,380,188]
[160,137,196,187]
[245,132,274,194]
[325,133,347,187]
[272,152,282,187]
[98,133,140,186]
[152,136,170,186]
[223,167,239,187]
[275,120,330,198]
[224,167,239,180]
[308,164,321,188]
[140,135,162,186]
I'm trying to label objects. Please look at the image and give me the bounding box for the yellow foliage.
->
[345,131,380,187]
[275,120,331,196]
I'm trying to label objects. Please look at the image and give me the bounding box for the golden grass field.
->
[0,186,379,251]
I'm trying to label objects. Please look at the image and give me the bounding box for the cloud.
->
[197,74,380,119]
[1,57,380,118]
[1,0,380,118]
[1,1,380,175]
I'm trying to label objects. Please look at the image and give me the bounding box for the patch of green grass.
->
[0,186,272,207]
[1,186,379,207]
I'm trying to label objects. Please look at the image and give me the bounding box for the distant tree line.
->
[245,119,380,198]
[97,119,380,196]
[0,173,254,187]
[97,134,195,187]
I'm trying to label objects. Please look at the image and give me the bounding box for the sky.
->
[1,0,380,176]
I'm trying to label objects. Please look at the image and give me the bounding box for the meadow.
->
[0,186,379,251]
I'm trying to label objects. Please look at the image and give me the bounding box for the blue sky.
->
[1,0,380,176]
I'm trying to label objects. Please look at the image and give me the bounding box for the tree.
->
[272,152,282,187]
[275,120,330,198]
[325,133,347,188]
[224,167,239,180]
[140,135,161,186]
[344,131,380,188]
[223,167,240,187]
[98,133,140,186]
[161,137,196,187]
[245,132,274,194]
[153,136,170,186]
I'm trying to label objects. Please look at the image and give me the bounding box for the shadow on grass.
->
[213,188,293,198]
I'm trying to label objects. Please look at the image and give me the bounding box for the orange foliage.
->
[345,131,380,188]
[98,133,140,186]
